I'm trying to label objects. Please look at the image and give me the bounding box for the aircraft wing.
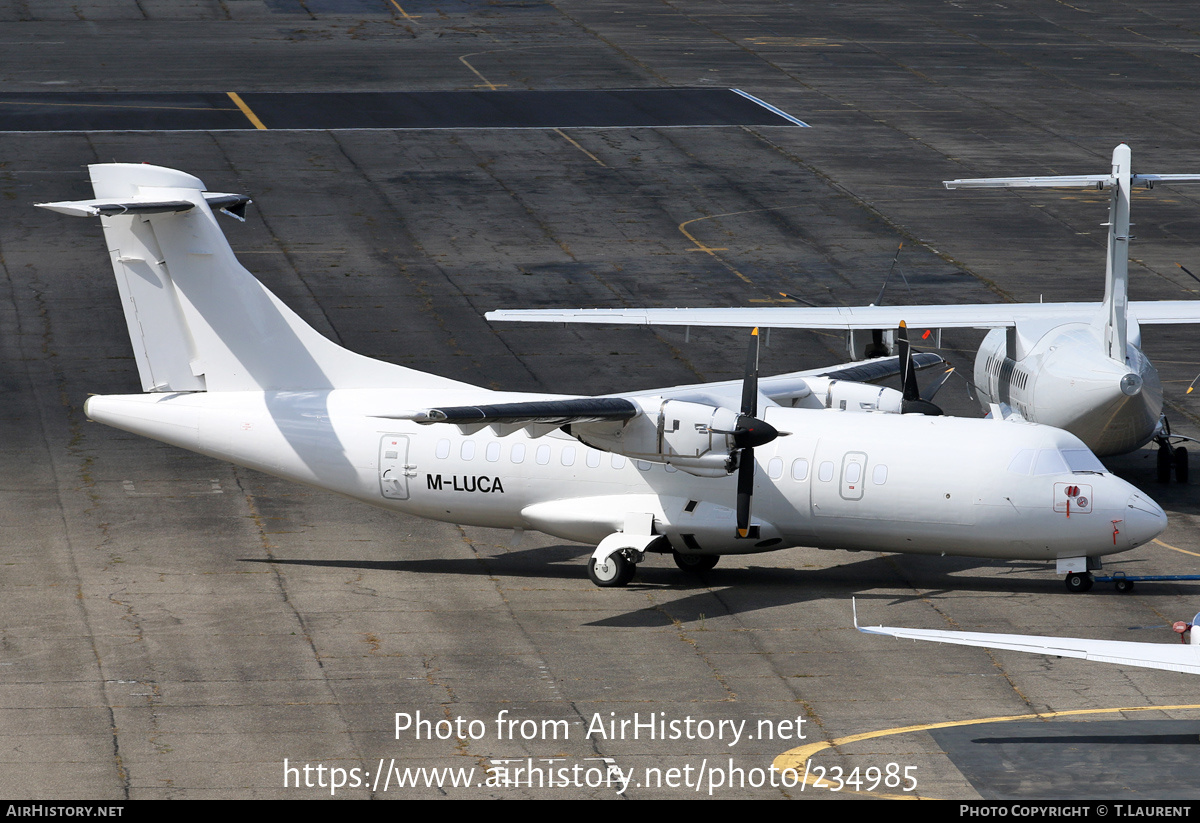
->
[489,300,1200,331]
[856,614,1200,676]
[486,303,1100,331]
[1129,301,1200,324]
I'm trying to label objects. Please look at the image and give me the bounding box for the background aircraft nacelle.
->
[574,398,744,477]
[816,378,904,413]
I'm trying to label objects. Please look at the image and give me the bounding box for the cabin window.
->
[435,439,451,459]
[665,463,678,473]
[510,443,526,464]
[872,464,888,485]
[485,442,501,462]
[586,450,602,468]
[461,440,476,461]
[561,446,577,466]
[844,461,862,484]
[791,458,809,481]
[636,460,652,472]
[611,454,627,469]
[818,461,834,482]
[536,445,551,465]
[767,457,784,479]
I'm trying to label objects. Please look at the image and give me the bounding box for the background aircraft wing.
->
[1129,301,1200,324]
[856,610,1200,675]
[487,303,1100,330]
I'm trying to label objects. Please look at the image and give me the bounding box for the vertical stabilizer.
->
[39,164,470,393]
[1101,144,1132,364]
[945,145,1200,365]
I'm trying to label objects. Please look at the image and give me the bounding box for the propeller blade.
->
[741,327,761,417]
[898,321,918,402]
[736,447,755,537]
[921,367,956,403]
[897,321,944,415]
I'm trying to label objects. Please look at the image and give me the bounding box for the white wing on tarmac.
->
[487,301,1200,331]
[853,601,1200,676]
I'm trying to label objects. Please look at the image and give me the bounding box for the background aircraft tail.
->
[946,144,1200,364]
[39,163,468,393]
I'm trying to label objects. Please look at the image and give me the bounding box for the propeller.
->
[897,321,946,415]
[708,328,782,537]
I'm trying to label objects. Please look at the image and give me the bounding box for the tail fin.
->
[39,163,468,393]
[946,145,1200,365]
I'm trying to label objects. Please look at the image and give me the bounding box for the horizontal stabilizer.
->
[37,191,252,219]
[37,198,196,217]
[946,173,1200,190]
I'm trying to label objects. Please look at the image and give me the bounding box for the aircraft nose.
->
[1123,491,1167,548]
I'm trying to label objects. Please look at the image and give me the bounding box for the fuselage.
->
[84,388,1166,563]
[974,321,1162,456]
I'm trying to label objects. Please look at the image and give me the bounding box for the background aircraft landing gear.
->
[672,551,719,574]
[1065,572,1094,593]
[588,552,636,587]
[1154,417,1190,483]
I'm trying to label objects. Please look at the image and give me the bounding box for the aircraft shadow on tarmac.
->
[240,548,1196,628]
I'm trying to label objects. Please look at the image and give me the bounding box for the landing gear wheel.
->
[1158,445,1172,483]
[588,553,635,588]
[1115,578,1135,593]
[1176,447,1189,484]
[672,551,719,574]
[1064,572,1094,593]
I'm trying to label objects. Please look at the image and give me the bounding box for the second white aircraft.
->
[489,145,1200,477]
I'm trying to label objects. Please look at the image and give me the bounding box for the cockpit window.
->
[1061,448,1106,473]
[1007,449,1034,475]
[1032,449,1069,476]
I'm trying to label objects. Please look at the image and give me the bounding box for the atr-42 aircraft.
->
[854,600,1200,676]
[488,145,1200,478]
[40,164,1168,590]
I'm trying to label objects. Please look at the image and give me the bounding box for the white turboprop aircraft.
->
[854,600,1200,676]
[39,163,1169,590]
[487,145,1200,477]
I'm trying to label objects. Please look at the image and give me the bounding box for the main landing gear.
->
[1154,416,1190,484]
[672,551,719,574]
[588,552,637,587]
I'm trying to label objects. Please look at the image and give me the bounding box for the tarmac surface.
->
[3,0,1200,801]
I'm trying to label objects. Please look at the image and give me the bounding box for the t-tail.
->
[37,163,468,393]
[945,144,1200,366]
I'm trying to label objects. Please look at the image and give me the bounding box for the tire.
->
[1176,447,1189,484]
[1158,446,1172,483]
[672,551,719,574]
[1064,572,1094,593]
[1115,578,1135,593]
[588,554,634,588]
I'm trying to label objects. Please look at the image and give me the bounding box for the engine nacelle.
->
[821,379,904,413]
[574,398,742,477]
